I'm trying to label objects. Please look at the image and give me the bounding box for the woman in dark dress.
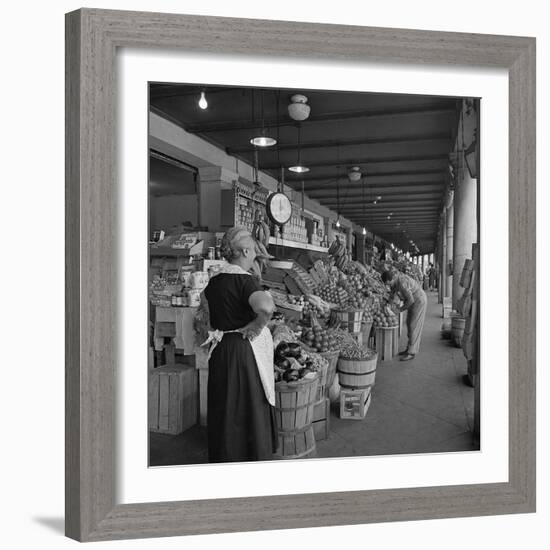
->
[202,227,277,462]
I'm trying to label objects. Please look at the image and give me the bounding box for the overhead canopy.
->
[150,84,460,254]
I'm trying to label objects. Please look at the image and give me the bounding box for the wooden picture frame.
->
[65,8,536,542]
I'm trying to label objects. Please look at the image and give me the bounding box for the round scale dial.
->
[266,192,292,225]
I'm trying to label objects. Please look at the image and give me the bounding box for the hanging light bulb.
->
[347,166,362,182]
[288,123,308,172]
[336,218,341,228]
[288,94,311,121]
[288,165,309,173]
[362,226,367,235]
[250,134,277,147]
[250,90,277,147]
[198,91,208,110]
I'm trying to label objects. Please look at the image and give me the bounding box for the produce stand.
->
[147,217,428,454]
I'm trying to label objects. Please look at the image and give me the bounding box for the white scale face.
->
[267,192,292,225]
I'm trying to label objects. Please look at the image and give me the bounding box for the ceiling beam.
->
[287,169,446,185]
[313,191,442,202]
[367,219,439,222]
[335,201,442,207]
[295,180,446,193]
[227,132,451,155]
[150,85,244,100]
[344,218,438,224]
[304,182,444,195]
[359,223,438,227]
[337,203,440,209]
[184,105,456,133]
[340,210,437,219]
[339,212,441,219]
[261,154,448,171]
[361,223,438,226]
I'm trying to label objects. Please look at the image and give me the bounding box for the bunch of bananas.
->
[252,211,270,248]
[252,239,274,275]
[328,237,350,271]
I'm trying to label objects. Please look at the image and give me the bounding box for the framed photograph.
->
[65,8,535,542]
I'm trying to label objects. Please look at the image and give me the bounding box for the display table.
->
[154,306,198,354]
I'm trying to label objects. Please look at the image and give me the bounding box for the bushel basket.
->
[274,374,319,459]
[337,352,377,390]
[333,308,364,333]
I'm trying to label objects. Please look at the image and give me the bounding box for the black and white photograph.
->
[147,84,480,466]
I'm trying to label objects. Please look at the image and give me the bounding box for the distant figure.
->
[382,270,428,362]
[428,263,436,291]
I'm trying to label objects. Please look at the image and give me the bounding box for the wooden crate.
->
[398,311,406,340]
[149,365,198,435]
[339,388,372,420]
[375,326,398,361]
[312,397,330,441]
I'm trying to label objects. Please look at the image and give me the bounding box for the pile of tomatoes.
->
[300,325,338,353]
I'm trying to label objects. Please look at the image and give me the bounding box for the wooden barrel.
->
[392,325,399,355]
[441,318,452,339]
[333,308,364,333]
[337,353,377,390]
[451,316,466,347]
[274,375,319,459]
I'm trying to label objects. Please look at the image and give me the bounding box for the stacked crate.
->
[149,365,198,435]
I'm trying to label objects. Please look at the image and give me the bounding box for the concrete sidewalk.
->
[315,290,477,458]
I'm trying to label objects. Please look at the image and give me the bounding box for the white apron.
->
[200,264,275,406]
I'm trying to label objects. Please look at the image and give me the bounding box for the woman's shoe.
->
[400,353,415,361]
[398,349,409,356]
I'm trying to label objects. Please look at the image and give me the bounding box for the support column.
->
[439,210,447,303]
[445,193,454,298]
[197,166,238,232]
[452,165,478,309]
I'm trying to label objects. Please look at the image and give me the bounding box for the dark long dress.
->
[204,273,277,462]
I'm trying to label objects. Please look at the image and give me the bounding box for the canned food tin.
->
[187,289,201,307]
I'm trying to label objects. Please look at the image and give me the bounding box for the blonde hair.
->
[220,227,255,262]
